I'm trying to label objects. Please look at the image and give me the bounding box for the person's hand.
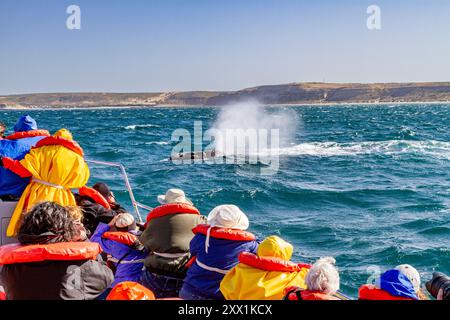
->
[437,289,444,300]
[108,214,120,227]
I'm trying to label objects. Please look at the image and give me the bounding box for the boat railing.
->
[85,160,151,223]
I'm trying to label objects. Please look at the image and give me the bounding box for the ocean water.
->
[1,104,449,298]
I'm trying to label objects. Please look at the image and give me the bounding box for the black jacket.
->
[1,255,114,300]
[75,194,126,237]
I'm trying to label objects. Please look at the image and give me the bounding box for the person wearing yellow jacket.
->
[0,129,90,237]
[220,235,311,300]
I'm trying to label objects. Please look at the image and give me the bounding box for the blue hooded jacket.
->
[379,269,419,300]
[182,232,259,300]
[90,223,148,288]
[0,115,47,197]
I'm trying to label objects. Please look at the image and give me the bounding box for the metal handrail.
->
[85,160,151,223]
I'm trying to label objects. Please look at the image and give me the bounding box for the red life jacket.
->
[79,186,111,209]
[5,130,50,140]
[145,203,201,227]
[285,288,339,301]
[103,232,138,247]
[238,252,311,273]
[358,284,414,301]
[0,242,101,265]
[192,224,256,241]
[34,136,84,157]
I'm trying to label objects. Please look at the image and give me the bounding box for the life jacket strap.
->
[195,259,229,275]
[109,257,145,265]
[153,252,189,259]
[32,178,66,189]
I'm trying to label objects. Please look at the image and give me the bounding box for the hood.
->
[14,115,38,132]
[379,269,418,300]
[54,128,73,140]
[257,235,293,260]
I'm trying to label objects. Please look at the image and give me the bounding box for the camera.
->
[426,272,450,300]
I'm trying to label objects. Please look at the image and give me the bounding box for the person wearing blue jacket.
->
[0,115,49,200]
[90,213,148,295]
[179,205,259,300]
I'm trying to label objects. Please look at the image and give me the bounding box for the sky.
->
[0,0,450,95]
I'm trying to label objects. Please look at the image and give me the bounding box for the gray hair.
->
[305,257,340,294]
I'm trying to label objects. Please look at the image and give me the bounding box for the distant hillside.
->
[1,82,450,109]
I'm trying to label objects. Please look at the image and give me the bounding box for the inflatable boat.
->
[0,160,151,290]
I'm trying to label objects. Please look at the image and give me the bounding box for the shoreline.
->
[1,100,450,111]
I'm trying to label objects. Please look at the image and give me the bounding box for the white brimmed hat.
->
[157,188,193,205]
[207,205,249,230]
[115,213,135,229]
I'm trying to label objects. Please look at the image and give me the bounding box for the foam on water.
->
[272,139,450,159]
[125,124,161,130]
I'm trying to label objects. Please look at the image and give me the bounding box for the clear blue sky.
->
[1,0,449,95]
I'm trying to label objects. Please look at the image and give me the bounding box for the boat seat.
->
[0,201,18,246]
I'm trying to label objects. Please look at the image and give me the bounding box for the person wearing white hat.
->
[114,213,137,232]
[179,205,259,300]
[157,188,193,205]
[140,188,206,298]
[90,213,147,294]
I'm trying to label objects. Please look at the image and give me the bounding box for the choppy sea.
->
[2,103,449,297]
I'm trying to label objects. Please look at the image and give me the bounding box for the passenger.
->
[426,272,450,301]
[358,264,423,300]
[90,213,147,291]
[284,257,342,300]
[66,206,88,241]
[0,129,90,237]
[220,236,311,300]
[140,188,206,298]
[179,205,259,300]
[0,115,49,201]
[92,182,127,213]
[106,281,156,300]
[75,182,126,237]
[0,202,113,300]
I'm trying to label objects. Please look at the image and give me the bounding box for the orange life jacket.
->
[102,232,138,247]
[238,252,311,273]
[5,130,50,140]
[358,284,414,301]
[34,136,84,157]
[0,242,101,265]
[79,186,111,209]
[192,224,256,241]
[106,281,156,300]
[145,203,201,226]
[285,288,339,301]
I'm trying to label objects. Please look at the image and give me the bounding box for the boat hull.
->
[0,201,18,290]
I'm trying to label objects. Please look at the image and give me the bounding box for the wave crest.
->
[125,124,160,130]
